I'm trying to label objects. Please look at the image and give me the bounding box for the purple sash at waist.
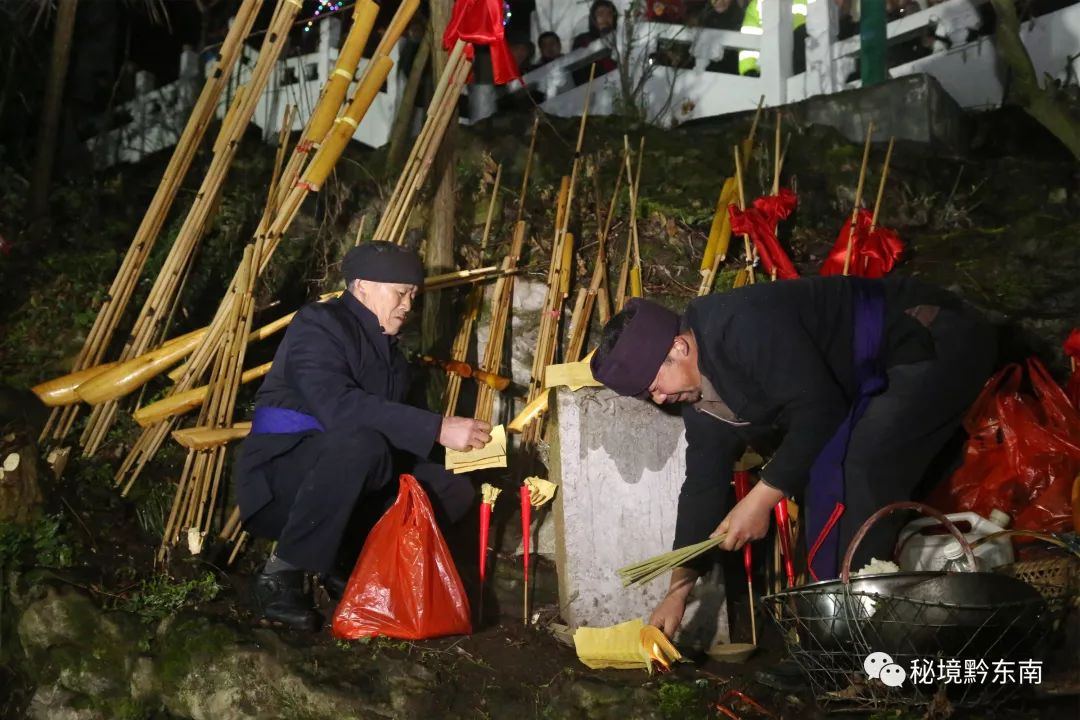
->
[805,278,887,581]
[250,406,325,435]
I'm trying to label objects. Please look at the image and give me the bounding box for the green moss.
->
[155,615,235,693]
[656,680,707,720]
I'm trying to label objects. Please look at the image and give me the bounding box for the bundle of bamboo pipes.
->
[474,116,539,425]
[613,137,645,313]
[443,163,502,416]
[78,0,308,458]
[41,0,263,445]
[115,0,414,496]
[517,72,594,445]
[697,98,764,297]
[565,145,627,363]
[375,39,472,245]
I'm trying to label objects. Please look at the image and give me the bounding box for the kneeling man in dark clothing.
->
[235,242,492,630]
[590,276,995,638]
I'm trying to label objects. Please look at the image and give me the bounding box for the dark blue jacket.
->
[673,275,958,555]
[234,291,441,521]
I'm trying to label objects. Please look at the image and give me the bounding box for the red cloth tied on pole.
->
[1064,329,1080,409]
[727,188,799,280]
[443,0,521,85]
[820,208,905,278]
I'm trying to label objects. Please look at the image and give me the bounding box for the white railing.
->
[87,2,1080,169]
[87,18,401,169]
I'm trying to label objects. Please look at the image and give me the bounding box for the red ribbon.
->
[820,208,905,278]
[1064,329,1080,360]
[1065,330,1080,409]
[443,0,521,85]
[727,188,799,280]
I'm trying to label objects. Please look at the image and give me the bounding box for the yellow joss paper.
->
[544,360,602,391]
[507,391,549,434]
[481,483,502,506]
[573,618,648,670]
[445,425,507,474]
[524,477,558,507]
[573,619,685,672]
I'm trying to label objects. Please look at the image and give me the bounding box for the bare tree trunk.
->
[990,0,1080,160]
[30,0,79,217]
[385,30,431,174]
[423,0,457,408]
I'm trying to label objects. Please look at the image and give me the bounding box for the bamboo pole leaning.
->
[868,137,896,234]
[842,122,875,276]
[41,0,262,445]
[443,163,502,416]
[79,0,306,457]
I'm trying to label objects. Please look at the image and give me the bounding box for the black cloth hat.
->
[590,298,680,397]
[342,241,424,287]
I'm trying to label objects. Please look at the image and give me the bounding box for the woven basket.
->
[1001,556,1080,616]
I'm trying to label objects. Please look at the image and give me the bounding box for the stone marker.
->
[550,387,729,651]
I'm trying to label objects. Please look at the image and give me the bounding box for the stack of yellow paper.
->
[445,424,507,474]
[573,619,685,672]
[573,619,650,670]
[544,360,603,391]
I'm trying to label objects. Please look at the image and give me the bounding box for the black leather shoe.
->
[252,570,323,632]
[320,573,349,603]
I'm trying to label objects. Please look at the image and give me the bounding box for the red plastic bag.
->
[332,474,472,640]
[928,358,1080,534]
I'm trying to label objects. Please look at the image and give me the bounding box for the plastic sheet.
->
[332,474,471,640]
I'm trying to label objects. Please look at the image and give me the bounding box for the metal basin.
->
[767,572,1048,659]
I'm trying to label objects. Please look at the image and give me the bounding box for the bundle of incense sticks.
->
[617,536,727,587]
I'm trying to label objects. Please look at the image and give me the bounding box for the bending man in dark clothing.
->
[590,276,994,638]
[235,242,492,631]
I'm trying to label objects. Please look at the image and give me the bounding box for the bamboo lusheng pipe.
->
[733,145,755,286]
[444,163,502,416]
[475,221,530,423]
[73,327,207,405]
[384,55,471,245]
[868,137,895,232]
[522,69,595,443]
[473,115,539,423]
[699,97,765,279]
[565,145,628,362]
[163,247,257,559]
[842,123,875,276]
[375,40,469,243]
[172,423,253,451]
[41,0,263,444]
[623,136,645,299]
[33,361,121,407]
[80,0,305,457]
[302,0,379,145]
[697,102,767,297]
